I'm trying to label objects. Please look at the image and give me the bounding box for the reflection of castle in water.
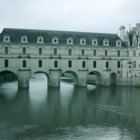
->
[0,82,139,129]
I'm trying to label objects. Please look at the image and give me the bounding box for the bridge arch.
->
[87,71,102,85]
[0,70,18,83]
[31,71,49,78]
[61,70,79,86]
[110,72,117,86]
[30,71,49,88]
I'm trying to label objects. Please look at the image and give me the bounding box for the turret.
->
[132,33,137,47]
[119,25,126,42]
[138,36,140,48]
[125,31,130,47]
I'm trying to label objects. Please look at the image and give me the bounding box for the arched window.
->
[3,35,10,42]
[21,35,28,43]
[23,60,26,68]
[37,36,44,43]
[67,37,73,44]
[116,40,121,46]
[80,38,86,45]
[92,38,98,45]
[103,39,109,46]
[52,37,59,44]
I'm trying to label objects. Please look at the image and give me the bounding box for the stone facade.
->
[0,24,140,88]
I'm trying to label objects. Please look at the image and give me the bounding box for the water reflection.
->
[0,79,140,139]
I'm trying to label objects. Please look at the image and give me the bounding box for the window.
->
[93,61,96,68]
[92,39,98,45]
[80,38,86,45]
[117,61,121,68]
[117,50,120,57]
[133,61,136,68]
[54,48,57,55]
[4,59,8,67]
[54,60,58,68]
[68,60,72,68]
[103,39,109,46]
[3,35,10,42]
[68,49,72,56]
[127,51,129,57]
[39,48,42,55]
[133,51,136,57]
[21,35,28,43]
[38,60,42,67]
[67,37,73,44]
[105,50,108,56]
[82,61,85,68]
[106,61,109,68]
[23,60,26,68]
[5,47,8,54]
[52,37,59,44]
[81,49,84,56]
[37,36,44,43]
[93,50,96,56]
[116,40,121,46]
[22,47,26,54]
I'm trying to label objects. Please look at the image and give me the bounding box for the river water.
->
[0,74,140,140]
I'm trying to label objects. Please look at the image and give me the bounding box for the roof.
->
[0,28,124,47]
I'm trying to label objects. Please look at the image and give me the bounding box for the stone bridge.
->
[0,67,115,88]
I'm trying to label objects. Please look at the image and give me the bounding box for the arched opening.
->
[30,71,49,89]
[110,73,117,86]
[87,71,102,86]
[61,71,78,86]
[0,71,17,83]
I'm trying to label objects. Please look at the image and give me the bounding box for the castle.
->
[0,23,140,88]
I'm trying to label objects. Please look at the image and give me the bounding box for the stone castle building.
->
[0,23,140,88]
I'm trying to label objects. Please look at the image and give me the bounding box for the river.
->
[0,74,140,140]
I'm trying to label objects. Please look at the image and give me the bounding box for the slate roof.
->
[0,28,125,47]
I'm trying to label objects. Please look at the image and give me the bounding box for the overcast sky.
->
[0,0,140,33]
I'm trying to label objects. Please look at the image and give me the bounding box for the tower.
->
[119,25,126,42]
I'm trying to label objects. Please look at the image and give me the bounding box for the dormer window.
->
[92,38,98,45]
[103,39,109,46]
[80,38,86,45]
[116,40,121,46]
[3,35,10,42]
[52,37,59,44]
[21,35,28,43]
[67,37,73,45]
[37,36,44,43]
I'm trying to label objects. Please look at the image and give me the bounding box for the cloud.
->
[0,0,140,33]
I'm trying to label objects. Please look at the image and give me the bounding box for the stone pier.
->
[18,69,31,89]
[48,69,61,88]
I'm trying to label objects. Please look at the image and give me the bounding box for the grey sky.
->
[0,0,140,33]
